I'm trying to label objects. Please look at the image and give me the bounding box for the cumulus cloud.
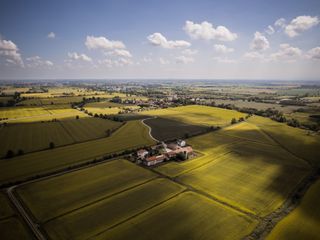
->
[85,36,125,50]
[98,57,133,68]
[147,33,191,49]
[26,56,53,67]
[214,44,234,54]
[175,55,194,64]
[107,49,132,58]
[47,32,55,39]
[250,32,270,51]
[270,43,302,61]
[67,52,92,62]
[306,47,320,60]
[284,16,319,37]
[183,20,237,41]
[243,51,265,61]
[0,37,24,67]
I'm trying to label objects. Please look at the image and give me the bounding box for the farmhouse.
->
[138,139,194,166]
[144,154,166,166]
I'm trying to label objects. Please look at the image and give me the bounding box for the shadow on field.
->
[144,117,208,141]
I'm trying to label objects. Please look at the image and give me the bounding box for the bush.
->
[49,142,55,149]
[6,150,14,158]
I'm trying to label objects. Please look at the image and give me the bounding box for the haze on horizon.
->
[0,0,320,80]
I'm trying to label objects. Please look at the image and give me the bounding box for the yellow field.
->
[84,101,140,116]
[0,105,88,123]
[0,118,121,157]
[99,192,258,240]
[0,120,155,184]
[141,105,246,126]
[84,106,123,115]
[248,116,320,166]
[267,179,320,240]
[156,117,313,216]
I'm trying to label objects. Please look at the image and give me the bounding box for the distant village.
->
[135,139,194,166]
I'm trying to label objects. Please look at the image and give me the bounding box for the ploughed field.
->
[0,120,155,185]
[0,118,122,158]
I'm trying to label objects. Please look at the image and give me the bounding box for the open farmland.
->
[96,192,258,240]
[0,120,155,185]
[266,179,320,240]
[16,160,258,240]
[156,117,315,217]
[0,105,87,123]
[0,118,121,157]
[141,105,246,127]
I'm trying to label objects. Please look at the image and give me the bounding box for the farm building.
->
[137,149,148,159]
[144,154,166,166]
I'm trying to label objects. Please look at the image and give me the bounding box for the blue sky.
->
[0,0,320,80]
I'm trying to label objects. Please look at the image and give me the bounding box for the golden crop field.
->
[0,105,87,123]
[141,105,246,126]
[99,192,258,240]
[156,117,313,216]
[266,180,320,240]
[0,118,121,157]
[0,120,155,185]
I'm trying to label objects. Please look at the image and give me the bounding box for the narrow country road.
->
[7,186,47,240]
[141,116,159,142]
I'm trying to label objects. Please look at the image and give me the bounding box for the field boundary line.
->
[85,190,187,240]
[43,176,159,224]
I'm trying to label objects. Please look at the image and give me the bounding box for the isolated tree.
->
[6,150,14,158]
[49,142,55,149]
[17,149,24,155]
[231,118,237,124]
[76,115,79,119]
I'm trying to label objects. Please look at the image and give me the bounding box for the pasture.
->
[0,118,121,157]
[141,105,246,127]
[0,120,155,185]
[266,180,320,240]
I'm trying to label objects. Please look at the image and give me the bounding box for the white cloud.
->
[107,49,132,58]
[26,56,53,67]
[285,16,319,37]
[270,43,302,61]
[265,25,275,35]
[85,36,125,50]
[182,49,198,55]
[98,57,133,68]
[183,20,237,42]
[159,58,170,65]
[274,18,286,28]
[306,47,320,60]
[147,33,191,49]
[0,37,24,67]
[213,56,236,63]
[67,52,92,62]
[142,57,152,62]
[175,55,194,64]
[47,32,55,39]
[250,32,270,51]
[213,44,234,54]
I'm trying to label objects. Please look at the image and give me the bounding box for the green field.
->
[141,105,246,127]
[143,117,207,141]
[0,118,122,157]
[0,120,155,185]
[267,180,320,240]
[98,192,258,240]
